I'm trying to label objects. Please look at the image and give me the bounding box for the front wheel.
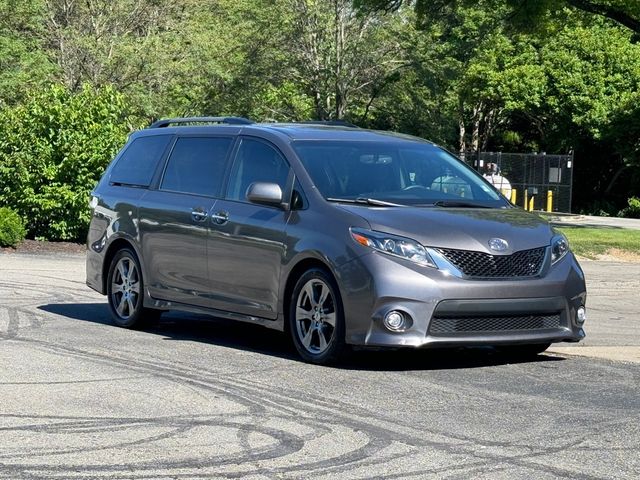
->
[106,248,160,328]
[289,268,346,365]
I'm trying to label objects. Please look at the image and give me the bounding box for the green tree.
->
[213,0,413,122]
[356,0,640,35]
[38,0,238,118]
[539,18,640,205]
[0,0,55,106]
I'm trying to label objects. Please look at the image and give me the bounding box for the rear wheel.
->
[107,249,160,328]
[289,268,346,365]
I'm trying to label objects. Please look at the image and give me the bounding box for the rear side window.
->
[161,136,232,197]
[110,135,172,187]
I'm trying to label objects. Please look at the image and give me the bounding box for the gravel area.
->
[0,239,85,256]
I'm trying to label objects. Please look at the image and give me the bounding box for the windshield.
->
[292,140,506,207]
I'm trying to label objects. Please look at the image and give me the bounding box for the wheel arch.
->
[281,256,343,332]
[102,237,145,294]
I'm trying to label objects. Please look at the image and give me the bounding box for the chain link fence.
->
[463,152,575,213]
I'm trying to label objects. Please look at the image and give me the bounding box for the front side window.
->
[161,136,232,197]
[292,140,505,207]
[226,138,290,201]
[110,135,172,187]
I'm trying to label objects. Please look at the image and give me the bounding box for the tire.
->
[106,248,161,328]
[288,268,346,365]
[497,342,551,358]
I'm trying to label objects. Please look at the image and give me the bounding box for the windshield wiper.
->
[326,197,404,207]
[431,200,493,209]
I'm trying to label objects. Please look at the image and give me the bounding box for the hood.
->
[338,205,554,254]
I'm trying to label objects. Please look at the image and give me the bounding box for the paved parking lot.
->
[548,260,640,363]
[1,252,639,479]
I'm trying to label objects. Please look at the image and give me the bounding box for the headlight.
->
[350,228,436,267]
[551,233,570,264]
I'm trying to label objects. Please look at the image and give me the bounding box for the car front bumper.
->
[336,250,587,348]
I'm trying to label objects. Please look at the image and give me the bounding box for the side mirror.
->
[246,182,284,207]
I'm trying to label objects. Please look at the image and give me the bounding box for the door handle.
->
[211,211,229,225]
[191,208,208,222]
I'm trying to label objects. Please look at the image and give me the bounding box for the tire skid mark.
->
[217,373,618,480]
[0,375,146,386]
[0,279,96,304]
[0,306,48,340]
[119,354,632,480]
[2,336,619,480]
[0,420,306,475]
[0,416,304,467]
[2,257,638,478]
[2,340,369,476]
[2,338,424,477]
[0,307,20,339]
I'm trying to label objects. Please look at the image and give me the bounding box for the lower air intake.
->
[429,313,561,336]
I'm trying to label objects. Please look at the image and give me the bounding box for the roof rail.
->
[148,116,254,128]
[296,120,359,128]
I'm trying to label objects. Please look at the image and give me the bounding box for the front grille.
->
[429,313,561,336]
[435,247,546,278]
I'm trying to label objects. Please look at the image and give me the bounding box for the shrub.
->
[0,207,26,247]
[578,199,617,217]
[0,83,139,241]
[618,197,640,218]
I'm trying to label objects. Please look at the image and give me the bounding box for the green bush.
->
[0,83,138,241]
[0,207,26,247]
[618,197,640,218]
[578,199,617,217]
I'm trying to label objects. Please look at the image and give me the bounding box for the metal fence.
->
[463,152,575,213]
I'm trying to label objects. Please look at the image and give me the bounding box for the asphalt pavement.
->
[0,252,638,479]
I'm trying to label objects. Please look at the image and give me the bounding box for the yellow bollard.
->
[510,188,517,204]
[528,195,535,211]
[546,190,553,212]
[524,189,528,210]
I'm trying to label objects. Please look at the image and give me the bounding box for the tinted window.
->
[293,141,503,207]
[110,135,172,187]
[227,138,289,201]
[161,137,232,197]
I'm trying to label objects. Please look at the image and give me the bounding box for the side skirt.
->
[145,296,284,331]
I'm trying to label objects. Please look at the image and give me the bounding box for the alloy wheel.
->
[110,256,141,320]
[294,278,337,355]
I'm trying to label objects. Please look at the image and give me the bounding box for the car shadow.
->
[39,302,565,371]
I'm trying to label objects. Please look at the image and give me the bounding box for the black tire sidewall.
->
[107,249,145,328]
[288,268,345,365]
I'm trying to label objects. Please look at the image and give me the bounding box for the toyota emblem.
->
[488,238,509,252]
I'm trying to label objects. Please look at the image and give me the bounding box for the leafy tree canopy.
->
[356,0,640,35]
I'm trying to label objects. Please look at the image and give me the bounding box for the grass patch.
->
[557,227,640,259]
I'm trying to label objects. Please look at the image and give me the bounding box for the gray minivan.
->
[86,117,586,364]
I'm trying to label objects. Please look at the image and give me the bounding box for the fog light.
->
[576,306,586,325]
[383,311,406,332]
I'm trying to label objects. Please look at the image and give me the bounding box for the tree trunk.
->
[471,103,482,153]
[334,0,346,119]
[458,118,466,158]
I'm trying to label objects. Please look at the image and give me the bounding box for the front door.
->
[207,137,291,319]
